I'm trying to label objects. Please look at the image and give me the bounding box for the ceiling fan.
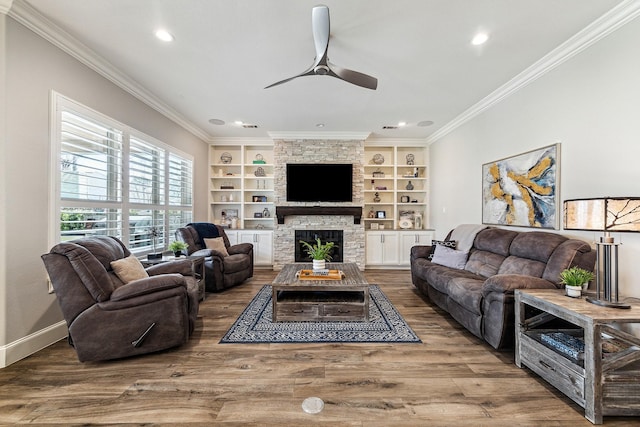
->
[265,5,378,90]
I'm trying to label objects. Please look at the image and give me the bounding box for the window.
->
[53,93,193,253]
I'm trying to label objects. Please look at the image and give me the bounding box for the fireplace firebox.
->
[295,230,344,263]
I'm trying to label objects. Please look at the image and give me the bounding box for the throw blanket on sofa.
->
[187,222,220,247]
[450,224,488,252]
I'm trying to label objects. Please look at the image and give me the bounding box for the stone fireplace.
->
[272,138,365,270]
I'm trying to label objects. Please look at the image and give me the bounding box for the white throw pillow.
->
[431,245,468,270]
[110,254,149,284]
[204,237,229,256]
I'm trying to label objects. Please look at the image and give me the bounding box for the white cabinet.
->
[399,231,434,265]
[366,231,400,265]
[237,230,273,266]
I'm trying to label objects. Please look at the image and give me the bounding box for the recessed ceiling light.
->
[155,29,174,42]
[208,118,225,125]
[471,32,489,46]
[316,123,325,128]
[234,120,244,125]
[398,121,407,127]
[417,120,434,127]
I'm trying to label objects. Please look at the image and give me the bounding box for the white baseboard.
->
[0,321,68,368]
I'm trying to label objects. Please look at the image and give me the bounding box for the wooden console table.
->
[515,289,640,424]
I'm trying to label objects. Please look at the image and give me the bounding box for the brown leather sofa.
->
[410,227,596,349]
[176,223,253,292]
[41,236,199,362]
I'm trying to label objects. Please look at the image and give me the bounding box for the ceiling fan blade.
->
[311,5,330,64]
[328,61,378,90]
[264,67,315,89]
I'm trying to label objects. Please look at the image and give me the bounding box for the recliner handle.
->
[132,322,156,348]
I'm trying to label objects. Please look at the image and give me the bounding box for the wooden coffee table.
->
[272,263,369,322]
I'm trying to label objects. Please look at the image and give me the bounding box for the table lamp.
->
[564,197,640,309]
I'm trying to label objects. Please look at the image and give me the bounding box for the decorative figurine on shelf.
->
[368,208,375,218]
[254,166,266,177]
[406,181,414,190]
[373,192,381,203]
[220,152,232,164]
[406,153,415,165]
[253,153,266,164]
[372,153,384,164]
[262,207,270,218]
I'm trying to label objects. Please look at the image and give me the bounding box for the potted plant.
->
[299,238,336,270]
[560,266,596,297]
[168,240,188,258]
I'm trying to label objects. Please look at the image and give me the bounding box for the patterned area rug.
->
[220,285,421,343]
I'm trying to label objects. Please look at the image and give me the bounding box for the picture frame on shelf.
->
[254,212,263,218]
[253,195,267,202]
[376,211,386,219]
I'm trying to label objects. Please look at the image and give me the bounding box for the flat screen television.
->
[286,163,353,202]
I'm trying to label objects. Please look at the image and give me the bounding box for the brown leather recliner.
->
[175,223,253,292]
[41,236,199,362]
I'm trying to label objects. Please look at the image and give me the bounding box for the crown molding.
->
[268,131,371,141]
[209,137,274,146]
[7,0,210,142]
[426,0,640,145]
[0,0,13,15]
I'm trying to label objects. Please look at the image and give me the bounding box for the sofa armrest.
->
[228,243,253,256]
[110,274,185,301]
[191,248,214,258]
[483,274,558,296]
[146,259,194,276]
[410,245,433,261]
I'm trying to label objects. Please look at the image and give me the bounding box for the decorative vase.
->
[373,192,381,203]
[406,181,414,190]
[312,259,326,270]
[173,251,182,258]
[565,286,582,298]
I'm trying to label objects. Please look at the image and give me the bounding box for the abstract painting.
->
[482,144,559,229]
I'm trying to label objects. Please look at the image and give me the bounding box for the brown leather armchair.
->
[175,223,253,292]
[41,236,199,362]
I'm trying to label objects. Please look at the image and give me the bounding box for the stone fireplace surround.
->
[273,138,365,270]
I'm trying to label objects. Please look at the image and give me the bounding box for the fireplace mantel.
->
[275,206,363,224]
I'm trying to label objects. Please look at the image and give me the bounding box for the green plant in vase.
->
[299,238,336,270]
[560,266,595,297]
[168,240,188,257]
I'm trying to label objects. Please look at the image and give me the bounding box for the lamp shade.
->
[564,198,640,232]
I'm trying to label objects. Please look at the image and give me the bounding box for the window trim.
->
[50,91,194,252]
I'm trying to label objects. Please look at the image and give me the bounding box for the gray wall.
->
[1,17,208,365]
[429,16,640,298]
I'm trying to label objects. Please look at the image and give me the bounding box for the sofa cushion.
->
[205,237,229,256]
[498,256,546,278]
[447,277,485,315]
[465,250,506,278]
[474,228,518,257]
[431,245,468,269]
[509,231,566,263]
[110,255,149,284]
[425,265,484,296]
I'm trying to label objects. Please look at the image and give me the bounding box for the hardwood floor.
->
[1,269,638,425]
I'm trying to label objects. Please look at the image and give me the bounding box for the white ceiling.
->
[16,0,626,141]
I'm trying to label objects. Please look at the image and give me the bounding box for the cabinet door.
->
[238,230,273,266]
[366,232,385,264]
[366,231,399,265]
[399,231,434,265]
[381,232,400,265]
